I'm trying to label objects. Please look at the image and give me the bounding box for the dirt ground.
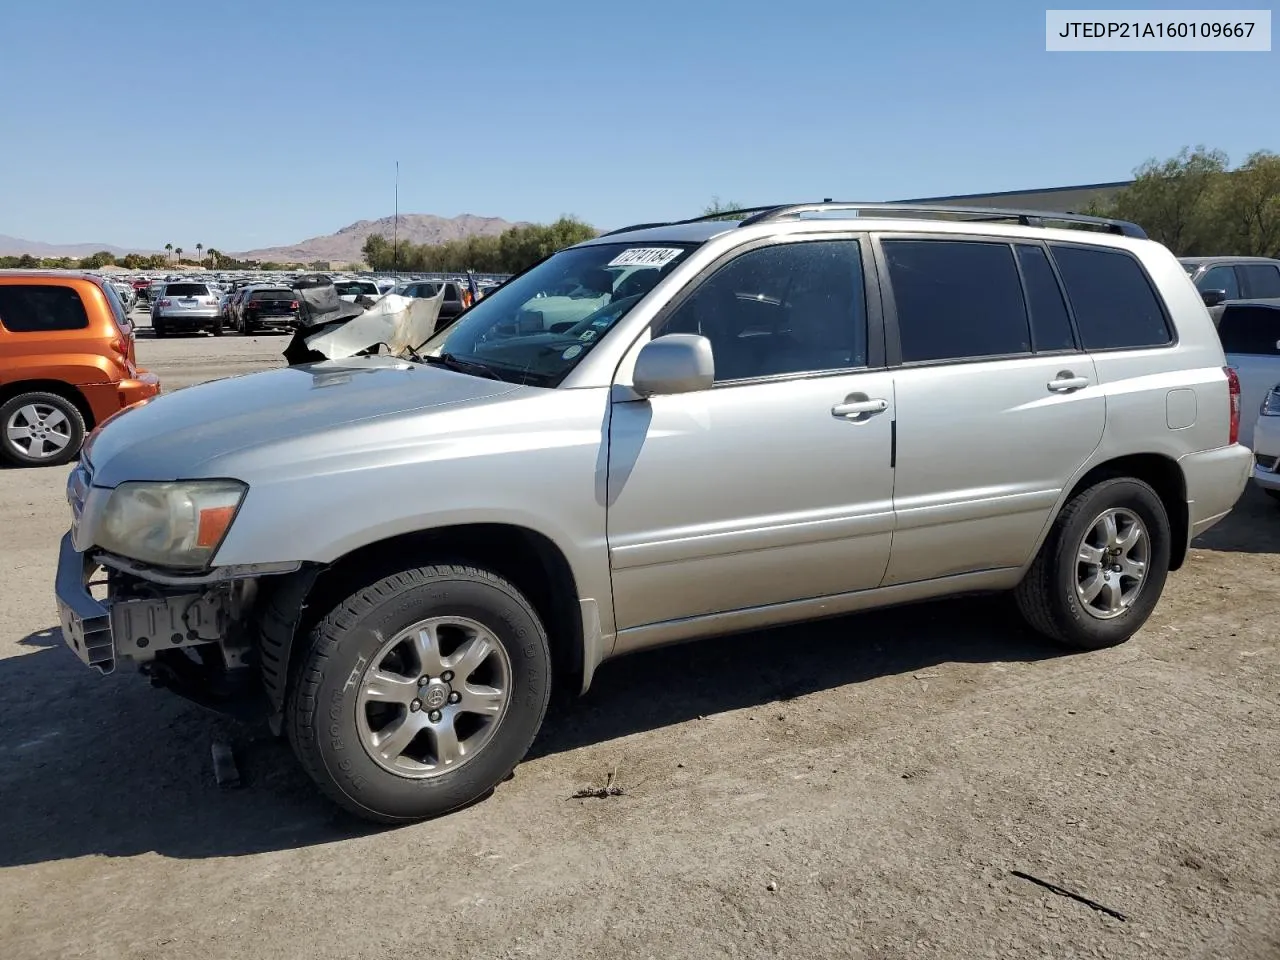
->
[2,318,1278,959]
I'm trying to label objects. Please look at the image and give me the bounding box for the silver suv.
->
[152,281,223,337]
[55,203,1252,823]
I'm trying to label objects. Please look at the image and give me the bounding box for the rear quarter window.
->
[1050,245,1173,350]
[0,284,91,332]
[1218,306,1280,356]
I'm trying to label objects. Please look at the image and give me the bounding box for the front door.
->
[605,236,897,631]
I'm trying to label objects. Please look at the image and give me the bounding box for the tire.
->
[212,317,224,337]
[153,318,168,338]
[286,564,552,823]
[0,391,87,467]
[241,317,254,336]
[1015,477,1171,650]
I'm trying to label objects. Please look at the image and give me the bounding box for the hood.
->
[85,356,519,487]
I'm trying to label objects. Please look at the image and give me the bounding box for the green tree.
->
[17,254,38,268]
[196,242,204,265]
[1219,151,1280,258]
[174,246,184,263]
[79,250,117,269]
[164,242,173,262]
[701,196,747,220]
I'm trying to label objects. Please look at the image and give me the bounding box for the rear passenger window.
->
[0,285,90,332]
[1217,306,1280,355]
[884,240,1030,363]
[1241,264,1280,299]
[1050,245,1172,350]
[1015,244,1076,352]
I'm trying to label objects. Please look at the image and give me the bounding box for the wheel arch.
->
[0,379,97,430]
[258,523,585,733]
[1057,453,1190,571]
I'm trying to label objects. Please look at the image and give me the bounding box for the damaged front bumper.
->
[54,533,312,721]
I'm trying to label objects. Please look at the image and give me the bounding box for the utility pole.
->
[393,160,399,279]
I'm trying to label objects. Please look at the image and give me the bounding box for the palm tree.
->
[207,248,219,268]
[164,242,173,262]
[175,247,183,264]
[196,243,204,265]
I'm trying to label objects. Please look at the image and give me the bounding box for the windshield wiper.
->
[422,352,504,381]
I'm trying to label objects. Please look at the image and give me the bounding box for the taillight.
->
[1225,365,1241,445]
[108,338,127,355]
[290,300,299,310]
[158,298,171,307]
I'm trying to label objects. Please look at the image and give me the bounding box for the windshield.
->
[421,241,695,386]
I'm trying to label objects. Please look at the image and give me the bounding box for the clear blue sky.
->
[0,0,1273,251]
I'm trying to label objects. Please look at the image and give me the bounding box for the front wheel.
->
[1015,477,1171,650]
[286,564,552,823]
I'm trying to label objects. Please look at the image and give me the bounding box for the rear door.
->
[1219,304,1280,448]
[879,236,1105,584]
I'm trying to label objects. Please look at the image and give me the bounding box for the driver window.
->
[1198,265,1241,300]
[654,240,867,382]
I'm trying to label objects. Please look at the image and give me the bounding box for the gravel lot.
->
[2,313,1278,959]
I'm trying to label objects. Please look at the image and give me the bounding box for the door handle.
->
[832,398,889,419]
[1047,373,1089,393]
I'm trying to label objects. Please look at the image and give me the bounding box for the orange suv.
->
[0,272,160,467]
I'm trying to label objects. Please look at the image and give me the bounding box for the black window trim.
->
[1012,240,1083,356]
[638,232,887,389]
[1046,239,1179,353]
[873,232,1039,369]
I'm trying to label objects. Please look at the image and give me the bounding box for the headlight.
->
[97,480,247,568]
[1262,386,1280,418]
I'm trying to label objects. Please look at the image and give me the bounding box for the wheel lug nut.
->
[410,699,422,712]
[441,671,453,682]
[448,692,460,704]
[428,710,442,722]
[419,676,430,686]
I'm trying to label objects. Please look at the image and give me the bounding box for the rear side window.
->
[164,282,209,297]
[0,285,91,332]
[1050,245,1172,350]
[101,281,129,328]
[1241,263,1280,299]
[1218,306,1280,355]
[1198,265,1241,299]
[884,240,1030,363]
[1015,244,1076,352]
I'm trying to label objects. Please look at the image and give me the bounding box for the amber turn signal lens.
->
[196,505,238,548]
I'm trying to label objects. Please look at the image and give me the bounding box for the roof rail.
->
[598,207,785,238]
[737,202,1148,239]
[597,221,678,238]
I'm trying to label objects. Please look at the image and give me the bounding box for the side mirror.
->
[632,334,714,397]
[1201,288,1228,308]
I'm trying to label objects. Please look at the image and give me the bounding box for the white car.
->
[1253,389,1280,502]
[1218,300,1280,448]
[333,279,382,303]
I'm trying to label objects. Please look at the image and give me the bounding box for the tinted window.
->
[101,281,129,328]
[1217,306,1280,355]
[249,289,293,302]
[1016,244,1076,352]
[0,285,91,333]
[884,240,1030,363]
[1198,265,1241,299]
[657,240,867,382]
[1241,263,1280,299]
[1050,245,1172,350]
[164,282,209,297]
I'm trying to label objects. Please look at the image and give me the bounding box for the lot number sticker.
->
[607,247,682,268]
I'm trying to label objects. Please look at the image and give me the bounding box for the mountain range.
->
[0,214,522,264]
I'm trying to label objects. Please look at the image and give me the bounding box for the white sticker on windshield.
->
[562,344,583,360]
[607,247,682,268]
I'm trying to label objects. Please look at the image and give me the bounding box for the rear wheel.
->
[1015,477,1171,650]
[212,316,224,337]
[0,391,86,467]
[241,316,255,336]
[286,564,552,823]
[153,317,168,338]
